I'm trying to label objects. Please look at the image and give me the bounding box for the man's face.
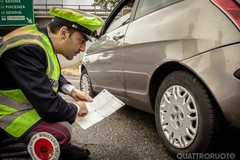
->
[60,27,87,60]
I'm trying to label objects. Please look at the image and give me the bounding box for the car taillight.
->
[211,0,240,29]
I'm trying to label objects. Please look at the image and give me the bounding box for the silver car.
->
[80,0,240,156]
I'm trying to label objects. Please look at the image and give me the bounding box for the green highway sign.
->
[0,0,35,26]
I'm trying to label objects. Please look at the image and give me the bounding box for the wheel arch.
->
[80,64,86,73]
[149,62,226,123]
[149,62,183,110]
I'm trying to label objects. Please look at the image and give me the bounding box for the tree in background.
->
[93,0,121,10]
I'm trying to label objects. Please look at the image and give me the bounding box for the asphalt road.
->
[61,73,173,160]
[62,73,240,160]
[3,73,239,160]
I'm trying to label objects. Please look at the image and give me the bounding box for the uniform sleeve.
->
[59,74,70,86]
[58,74,72,94]
[1,44,78,124]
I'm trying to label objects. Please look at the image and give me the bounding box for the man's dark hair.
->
[48,21,76,36]
[48,21,88,40]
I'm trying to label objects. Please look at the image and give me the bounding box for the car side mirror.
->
[93,27,103,39]
[94,34,100,39]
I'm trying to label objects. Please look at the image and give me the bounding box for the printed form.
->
[76,89,125,129]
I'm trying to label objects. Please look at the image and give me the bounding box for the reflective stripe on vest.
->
[0,25,60,138]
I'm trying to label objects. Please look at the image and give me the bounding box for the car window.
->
[103,1,135,34]
[106,11,131,34]
[135,0,182,19]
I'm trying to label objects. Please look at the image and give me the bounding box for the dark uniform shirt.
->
[0,27,77,124]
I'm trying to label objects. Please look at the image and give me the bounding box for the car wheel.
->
[80,69,95,97]
[155,70,217,155]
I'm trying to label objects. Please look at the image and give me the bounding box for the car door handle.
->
[113,32,124,41]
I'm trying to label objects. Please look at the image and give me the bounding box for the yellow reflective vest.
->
[0,25,60,138]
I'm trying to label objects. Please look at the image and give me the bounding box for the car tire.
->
[80,69,95,97]
[155,70,218,155]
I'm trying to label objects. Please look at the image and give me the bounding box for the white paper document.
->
[75,89,125,129]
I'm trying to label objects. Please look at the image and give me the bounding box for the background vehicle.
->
[80,0,240,156]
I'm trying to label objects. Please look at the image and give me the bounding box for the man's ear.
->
[59,26,68,39]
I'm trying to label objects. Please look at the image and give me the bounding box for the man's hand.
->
[76,101,88,117]
[71,88,93,102]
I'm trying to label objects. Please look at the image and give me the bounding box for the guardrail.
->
[34,4,113,19]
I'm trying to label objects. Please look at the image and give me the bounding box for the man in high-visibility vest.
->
[0,7,104,159]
